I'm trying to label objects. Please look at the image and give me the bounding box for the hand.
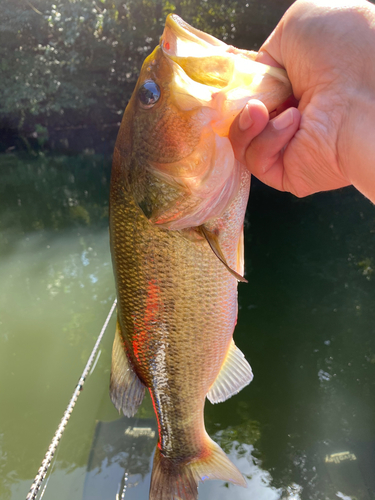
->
[230,0,375,201]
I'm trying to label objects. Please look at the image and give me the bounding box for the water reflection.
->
[83,416,281,500]
[230,183,375,500]
[0,226,115,500]
[0,153,111,240]
[83,417,157,500]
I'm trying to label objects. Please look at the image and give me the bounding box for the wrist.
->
[338,92,375,203]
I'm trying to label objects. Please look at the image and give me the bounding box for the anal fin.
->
[110,320,145,417]
[207,340,253,404]
[200,225,248,283]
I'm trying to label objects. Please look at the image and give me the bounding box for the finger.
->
[229,99,269,165]
[246,107,301,191]
[256,49,283,68]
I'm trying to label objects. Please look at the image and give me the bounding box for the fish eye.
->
[138,80,161,109]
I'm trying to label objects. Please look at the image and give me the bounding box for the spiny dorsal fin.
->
[110,320,145,417]
[200,225,248,283]
[207,340,253,404]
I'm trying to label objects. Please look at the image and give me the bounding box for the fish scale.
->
[133,99,201,163]
[110,153,248,455]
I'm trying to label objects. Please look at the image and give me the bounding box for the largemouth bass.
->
[109,14,291,500]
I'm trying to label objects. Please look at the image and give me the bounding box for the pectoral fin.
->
[237,226,244,276]
[200,225,248,283]
[110,320,145,417]
[207,340,253,404]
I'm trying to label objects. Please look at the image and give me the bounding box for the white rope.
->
[26,299,117,500]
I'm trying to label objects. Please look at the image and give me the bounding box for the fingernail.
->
[239,104,253,131]
[273,108,294,130]
[256,50,266,62]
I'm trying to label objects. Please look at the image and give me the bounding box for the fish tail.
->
[149,436,246,500]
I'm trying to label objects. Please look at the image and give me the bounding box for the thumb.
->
[256,11,286,68]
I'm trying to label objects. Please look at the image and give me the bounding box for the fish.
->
[109,14,291,500]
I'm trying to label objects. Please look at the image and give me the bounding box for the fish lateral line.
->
[199,225,248,283]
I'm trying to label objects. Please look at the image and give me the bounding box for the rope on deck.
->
[26,299,117,500]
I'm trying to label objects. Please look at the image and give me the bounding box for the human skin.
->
[229,0,375,203]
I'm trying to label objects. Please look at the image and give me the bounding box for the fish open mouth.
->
[160,14,290,95]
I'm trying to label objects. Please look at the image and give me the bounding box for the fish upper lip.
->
[158,14,292,116]
[160,14,290,92]
[159,14,235,90]
[160,13,229,65]
[161,14,227,56]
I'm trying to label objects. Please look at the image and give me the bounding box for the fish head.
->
[115,15,292,229]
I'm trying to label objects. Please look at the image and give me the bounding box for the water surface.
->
[1,153,375,500]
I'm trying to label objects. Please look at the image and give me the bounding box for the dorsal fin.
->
[200,225,248,283]
[207,340,253,404]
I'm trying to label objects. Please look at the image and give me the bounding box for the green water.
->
[1,153,375,500]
